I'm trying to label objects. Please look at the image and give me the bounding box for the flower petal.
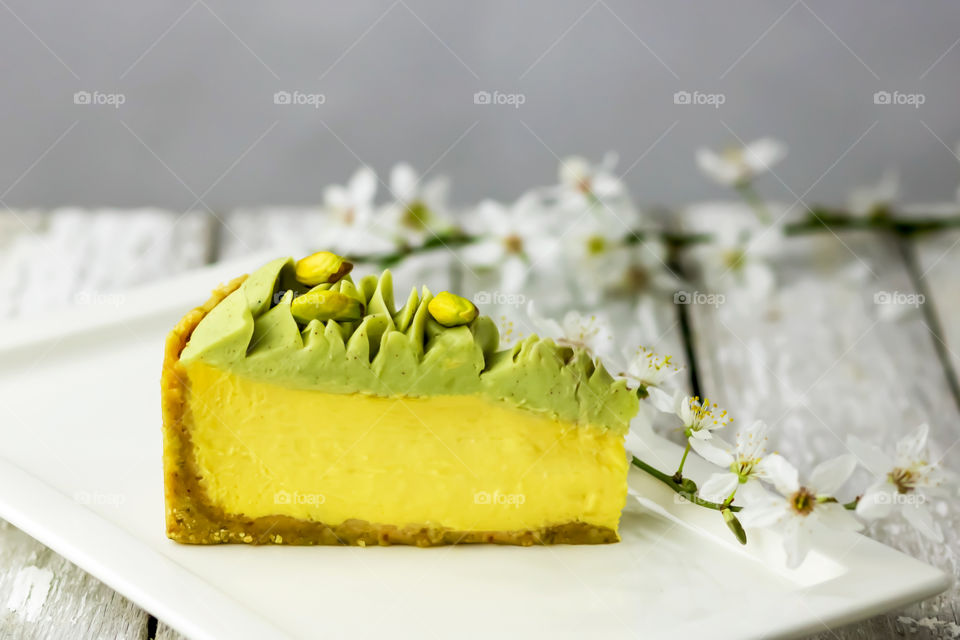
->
[810,454,857,496]
[856,483,895,520]
[695,148,740,186]
[500,256,530,293]
[846,436,894,477]
[461,239,504,267]
[742,262,775,301]
[348,166,377,204]
[698,472,740,503]
[558,156,590,188]
[896,423,930,465]
[689,436,735,468]
[324,184,350,210]
[735,419,770,459]
[759,453,799,496]
[389,163,418,202]
[816,502,863,532]
[738,489,788,529]
[901,501,943,543]
[783,517,812,570]
[743,138,786,175]
[646,386,678,414]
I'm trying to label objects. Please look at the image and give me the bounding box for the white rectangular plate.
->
[0,259,949,640]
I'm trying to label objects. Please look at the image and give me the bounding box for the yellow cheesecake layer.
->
[185,360,629,534]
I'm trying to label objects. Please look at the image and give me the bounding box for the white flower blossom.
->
[527,302,615,361]
[848,424,946,542]
[566,215,678,302]
[614,239,683,298]
[460,194,560,293]
[697,222,783,300]
[316,167,395,255]
[689,420,775,503]
[381,163,454,246]
[650,389,731,441]
[696,138,786,187]
[847,170,898,218]
[738,454,862,569]
[622,346,680,389]
[558,153,624,203]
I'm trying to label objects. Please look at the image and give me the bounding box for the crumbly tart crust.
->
[161,277,619,546]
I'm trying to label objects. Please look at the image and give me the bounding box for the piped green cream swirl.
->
[180,257,638,432]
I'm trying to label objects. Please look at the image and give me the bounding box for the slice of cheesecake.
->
[161,254,638,546]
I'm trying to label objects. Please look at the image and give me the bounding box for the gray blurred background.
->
[1,0,958,209]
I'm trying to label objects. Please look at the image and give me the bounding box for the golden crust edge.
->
[160,275,620,546]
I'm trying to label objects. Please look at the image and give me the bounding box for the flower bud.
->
[722,508,747,545]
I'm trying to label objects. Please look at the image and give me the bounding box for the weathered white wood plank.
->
[913,229,960,398]
[155,621,188,640]
[0,209,214,640]
[682,218,960,639]
[0,521,149,640]
[0,208,213,319]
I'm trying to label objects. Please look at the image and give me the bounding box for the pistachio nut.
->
[291,288,365,323]
[294,251,353,286]
[427,291,478,327]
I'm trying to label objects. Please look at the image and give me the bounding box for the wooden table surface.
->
[0,208,957,639]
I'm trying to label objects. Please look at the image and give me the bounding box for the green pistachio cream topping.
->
[180,255,638,433]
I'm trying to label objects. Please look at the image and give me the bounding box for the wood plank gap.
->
[205,210,225,265]
[899,235,960,414]
[670,253,703,397]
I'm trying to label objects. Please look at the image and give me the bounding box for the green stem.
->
[820,496,860,510]
[674,442,691,481]
[631,456,742,512]
[735,182,772,224]
[723,487,738,508]
[341,210,960,267]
